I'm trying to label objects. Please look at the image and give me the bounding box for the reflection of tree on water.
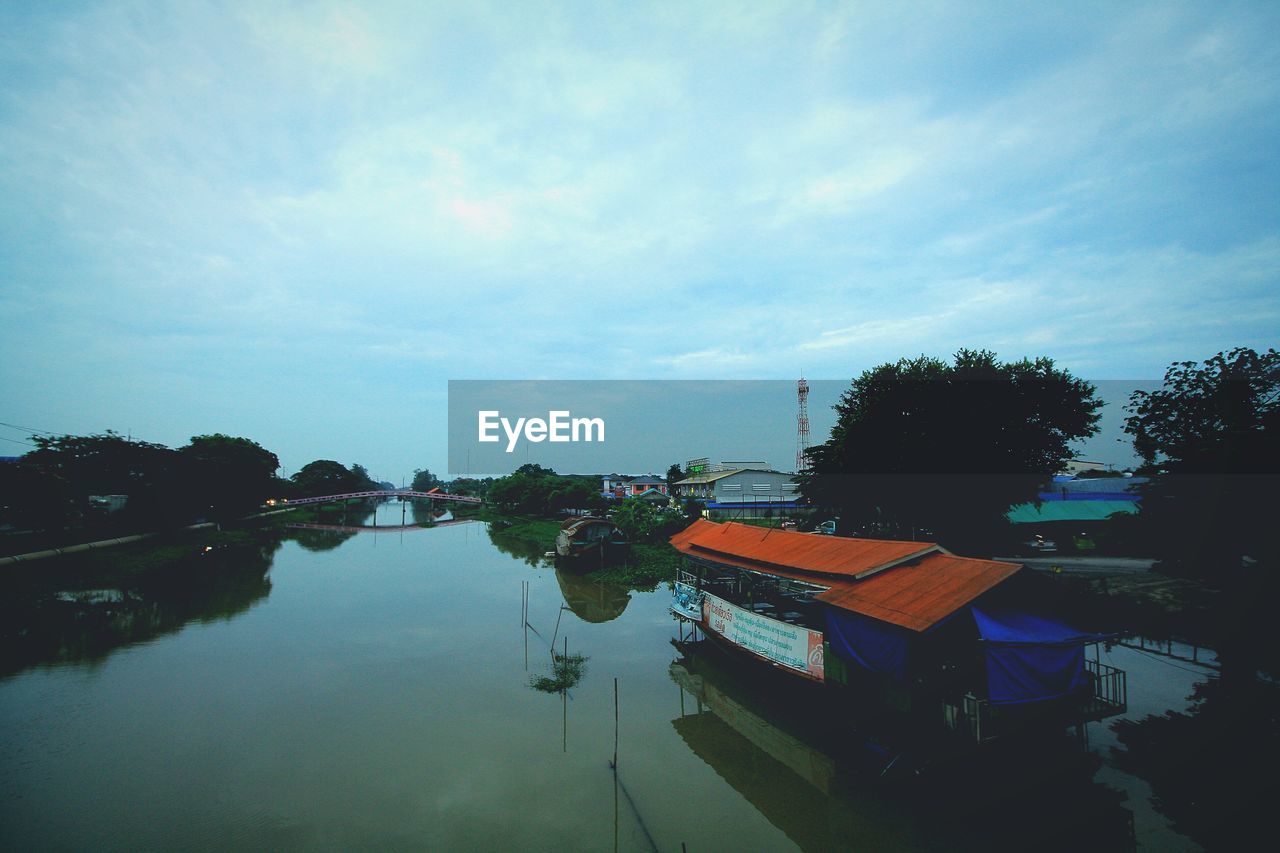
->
[409,502,450,526]
[671,641,1135,853]
[0,533,283,678]
[529,651,588,693]
[554,567,630,623]
[486,525,551,567]
[1110,579,1279,850]
[284,526,360,552]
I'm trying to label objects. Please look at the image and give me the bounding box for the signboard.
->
[671,582,706,621]
[702,591,825,681]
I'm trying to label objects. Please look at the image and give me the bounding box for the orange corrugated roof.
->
[671,519,943,580]
[813,553,1022,631]
[669,520,1022,632]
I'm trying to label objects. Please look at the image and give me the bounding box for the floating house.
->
[669,520,1126,743]
[555,516,628,563]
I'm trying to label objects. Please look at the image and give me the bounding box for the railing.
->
[1085,659,1128,715]
[282,489,482,506]
[944,660,1129,743]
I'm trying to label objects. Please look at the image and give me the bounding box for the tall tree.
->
[20,431,181,524]
[291,460,360,497]
[411,468,441,492]
[801,350,1101,552]
[1124,347,1280,578]
[179,434,279,518]
[665,463,684,489]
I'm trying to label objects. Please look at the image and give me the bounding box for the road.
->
[991,554,1155,575]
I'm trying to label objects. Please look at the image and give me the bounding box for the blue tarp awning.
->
[824,608,911,681]
[972,607,1108,705]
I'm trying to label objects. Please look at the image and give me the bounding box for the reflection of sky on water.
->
[0,516,1221,851]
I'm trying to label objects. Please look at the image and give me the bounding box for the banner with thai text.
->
[702,591,824,681]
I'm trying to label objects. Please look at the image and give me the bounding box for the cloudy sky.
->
[1,1,1276,480]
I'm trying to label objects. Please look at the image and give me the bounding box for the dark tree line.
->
[800,345,1277,579]
[800,349,1102,553]
[0,430,390,539]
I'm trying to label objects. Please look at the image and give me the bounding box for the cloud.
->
[0,1,1277,476]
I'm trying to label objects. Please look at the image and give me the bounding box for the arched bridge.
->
[280,489,483,507]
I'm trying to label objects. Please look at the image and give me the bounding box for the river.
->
[0,502,1226,850]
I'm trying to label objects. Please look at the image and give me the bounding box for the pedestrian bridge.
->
[280,489,482,507]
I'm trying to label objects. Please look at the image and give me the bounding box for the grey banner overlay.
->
[447,380,1153,476]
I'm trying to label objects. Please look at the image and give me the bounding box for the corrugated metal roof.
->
[815,554,1022,631]
[670,519,943,580]
[670,520,1022,632]
[1007,501,1138,524]
[674,469,745,485]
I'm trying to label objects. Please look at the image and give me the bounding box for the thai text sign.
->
[703,592,824,681]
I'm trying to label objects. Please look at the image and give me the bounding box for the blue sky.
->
[1,2,1276,481]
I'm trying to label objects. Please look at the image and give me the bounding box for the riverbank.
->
[467,508,680,589]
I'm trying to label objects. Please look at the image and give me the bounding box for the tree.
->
[291,460,361,497]
[800,350,1102,552]
[411,468,441,492]
[179,434,279,518]
[666,463,685,490]
[20,431,183,525]
[611,498,662,541]
[1124,347,1280,578]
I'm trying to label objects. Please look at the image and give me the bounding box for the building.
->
[1061,459,1111,475]
[669,520,1127,743]
[601,473,671,500]
[623,475,668,496]
[673,468,800,518]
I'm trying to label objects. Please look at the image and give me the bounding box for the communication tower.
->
[796,377,810,472]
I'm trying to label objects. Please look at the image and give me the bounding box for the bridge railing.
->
[281,490,482,506]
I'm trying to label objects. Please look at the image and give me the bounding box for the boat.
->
[668,519,1127,745]
[554,516,628,562]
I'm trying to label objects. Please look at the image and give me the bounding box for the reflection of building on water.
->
[554,568,631,623]
[670,646,923,851]
[671,657,837,794]
[670,640,1136,853]
[669,520,1128,745]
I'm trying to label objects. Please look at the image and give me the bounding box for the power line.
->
[0,435,36,447]
[0,420,57,436]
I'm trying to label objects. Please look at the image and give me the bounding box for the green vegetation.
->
[487,463,604,515]
[589,542,682,589]
[411,468,442,491]
[529,651,588,693]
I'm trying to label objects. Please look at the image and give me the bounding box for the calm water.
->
[0,503,1219,851]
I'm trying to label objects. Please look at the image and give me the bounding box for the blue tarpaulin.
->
[972,607,1105,705]
[824,608,911,681]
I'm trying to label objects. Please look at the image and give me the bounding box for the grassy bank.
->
[473,509,680,591]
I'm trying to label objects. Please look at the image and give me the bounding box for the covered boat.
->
[668,520,1126,743]
[554,516,628,562]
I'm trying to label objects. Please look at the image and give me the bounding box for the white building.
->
[673,468,800,517]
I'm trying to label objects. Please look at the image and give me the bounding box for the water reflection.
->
[0,533,282,678]
[487,525,551,567]
[555,568,631,623]
[671,640,1137,852]
[1109,642,1277,850]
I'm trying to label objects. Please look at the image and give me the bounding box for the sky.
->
[1,1,1276,482]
